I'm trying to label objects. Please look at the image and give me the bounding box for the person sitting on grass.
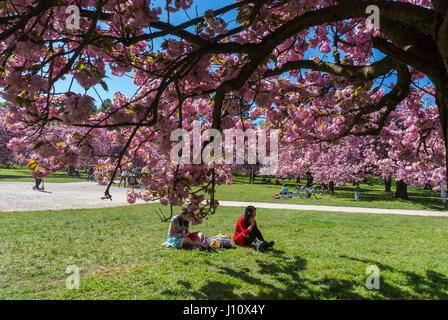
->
[163,208,210,250]
[233,206,274,251]
[280,184,289,195]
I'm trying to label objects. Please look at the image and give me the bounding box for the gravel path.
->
[0,181,151,212]
[1,181,447,217]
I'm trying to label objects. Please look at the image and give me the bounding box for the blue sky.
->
[53,0,236,105]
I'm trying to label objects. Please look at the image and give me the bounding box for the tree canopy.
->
[0,0,446,218]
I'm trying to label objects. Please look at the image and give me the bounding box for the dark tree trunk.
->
[306,172,313,187]
[296,176,300,183]
[249,165,255,184]
[329,181,335,193]
[423,183,432,190]
[385,178,392,193]
[435,82,448,191]
[395,180,409,199]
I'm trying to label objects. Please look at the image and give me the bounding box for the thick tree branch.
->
[263,57,395,81]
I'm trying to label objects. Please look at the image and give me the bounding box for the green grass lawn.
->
[211,176,447,211]
[2,204,448,299]
[0,167,87,183]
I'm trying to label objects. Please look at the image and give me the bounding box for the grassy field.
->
[0,166,87,183]
[1,204,448,300]
[211,176,447,211]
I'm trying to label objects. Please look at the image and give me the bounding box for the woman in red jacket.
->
[234,206,274,251]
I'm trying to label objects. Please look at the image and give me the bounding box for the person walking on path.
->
[118,170,127,188]
[87,166,94,182]
[27,159,44,191]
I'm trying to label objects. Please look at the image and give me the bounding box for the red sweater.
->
[233,216,257,246]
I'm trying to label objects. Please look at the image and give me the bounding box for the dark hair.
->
[243,206,256,228]
[180,207,189,227]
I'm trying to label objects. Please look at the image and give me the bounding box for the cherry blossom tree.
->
[0,0,446,216]
[277,91,445,199]
[0,107,31,166]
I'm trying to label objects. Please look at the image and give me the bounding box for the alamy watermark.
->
[170,120,280,175]
[66,265,81,289]
[366,5,380,29]
[365,265,380,290]
[66,5,80,30]
[64,4,380,31]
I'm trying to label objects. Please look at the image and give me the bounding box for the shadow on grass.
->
[0,174,32,180]
[0,174,87,181]
[161,249,363,299]
[162,250,448,299]
[339,255,448,299]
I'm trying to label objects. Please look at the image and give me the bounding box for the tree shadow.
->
[170,251,368,299]
[339,255,448,299]
[185,280,248,299]
[37,190,53,194]
[0,174,31,180]
[164,251,448,300]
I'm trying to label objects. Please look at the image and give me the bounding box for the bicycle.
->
[296,185,309,198]
[317,182,329,196]
[296,183,323,199]
[311,184,323,199]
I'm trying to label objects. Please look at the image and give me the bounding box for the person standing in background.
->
[355,182,361,201]
[118,170,127,188]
